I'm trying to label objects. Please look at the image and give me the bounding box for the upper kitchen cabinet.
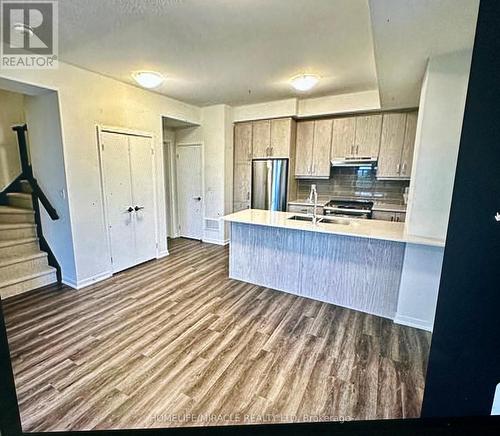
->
[234,122,253,163]
[252,120,271,158]
[295,119,332,179]
[311,119,333,178]
[354,114,382,158]
[270,118,293,157]
[377,111,418,179]
[295,121,314,177]
[400,111,417,178]
[251,118,294,158]
[377,113,407,178]
[331,117,355,159]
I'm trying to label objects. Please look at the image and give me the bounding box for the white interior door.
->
[101,131,157,273]
[176,145,203,240]
[129,135,156,264]
[101,131,136,272]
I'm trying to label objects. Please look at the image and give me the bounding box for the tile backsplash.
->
[297,167,410,204]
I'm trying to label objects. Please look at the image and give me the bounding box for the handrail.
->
[12,125,59,220]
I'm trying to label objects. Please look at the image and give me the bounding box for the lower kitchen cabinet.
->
[373,211,406,222]
[233,162,251,212]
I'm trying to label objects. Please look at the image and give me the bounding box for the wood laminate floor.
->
[3,238,431,432]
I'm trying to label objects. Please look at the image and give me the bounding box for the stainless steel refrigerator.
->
[251,159,288,211]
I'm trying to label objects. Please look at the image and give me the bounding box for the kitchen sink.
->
[288,215,351,226]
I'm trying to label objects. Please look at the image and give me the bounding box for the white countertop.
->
[224,209,445,247]
[372,203,407,213]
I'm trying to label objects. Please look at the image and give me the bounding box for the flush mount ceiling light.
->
[12,22,34,37]
[132,71,165,89]
[290,74,320,92]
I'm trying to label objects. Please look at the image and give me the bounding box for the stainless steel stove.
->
[323,199,374,219]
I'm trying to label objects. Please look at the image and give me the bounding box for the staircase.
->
[0,183,58,300]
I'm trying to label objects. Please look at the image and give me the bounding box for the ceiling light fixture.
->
[290,74,320,92]
[132,71,165,89]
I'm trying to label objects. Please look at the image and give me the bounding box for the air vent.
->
[204,218,220,231]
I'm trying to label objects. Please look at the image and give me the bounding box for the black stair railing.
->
[11,124,61,283]
[12,125,59,220]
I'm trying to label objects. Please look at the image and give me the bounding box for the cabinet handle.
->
[269,146,273,156]
[396,215,400,222]
[402,162,407,174]
[350,145,354,155]
[356,145,359,155]
[396,163,401,173]
[391,215,394,222]
[247,191,250,200]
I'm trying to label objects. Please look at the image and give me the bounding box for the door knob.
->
[127,207,134,213]
[134,206,145,211]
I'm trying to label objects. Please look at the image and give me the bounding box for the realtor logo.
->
[1,0,58,69]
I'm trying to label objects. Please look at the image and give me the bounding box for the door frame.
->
[175,142,205,241]
[96,125,159,272]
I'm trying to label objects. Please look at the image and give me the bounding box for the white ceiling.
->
[57,0,479,108]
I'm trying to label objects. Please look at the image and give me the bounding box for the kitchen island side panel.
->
[230,222,303,293]
[299,231,405,319]
[230,222,405,320]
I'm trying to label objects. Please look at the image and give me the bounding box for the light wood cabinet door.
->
[377,113,406,178]
[234,122,253,163]
[252,120,271,158]
[311,119,333,177]
[400,111,417,178]
[355,114,382,158]
[331,117,355,159]
[233,162,251,204]
[233,201,250,212]
[270,118,291,157]
[295,121,314,177]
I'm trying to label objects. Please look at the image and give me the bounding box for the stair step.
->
[0,267,57,299]
[6,192,33,210]
[0,238,39,257]
[0,206,35,224]
[19,180,33,194]
[0,251,47,268]
[0,223,37,240]
[0,252,49,283]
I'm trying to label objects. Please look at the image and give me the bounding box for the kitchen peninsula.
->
[224,209,444,321]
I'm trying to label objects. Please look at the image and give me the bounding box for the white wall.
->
[395,244,444,331]
[232,90,380,122]
[200,104,233,244]
[405,50,473,242]
[0,63,201,287]
[396,49,473,331]
[233,98,298,122]
[0,89,24,190]
[24,92,77,283]
[297,90,381,117]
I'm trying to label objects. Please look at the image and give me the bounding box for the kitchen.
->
[226,109,447,327]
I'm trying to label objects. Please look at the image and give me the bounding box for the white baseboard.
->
[157,250,169,259]
[202,238,230,246]
[393,314,433,332]
[63,271,112,290]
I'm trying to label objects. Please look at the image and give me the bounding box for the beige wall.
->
[24,92,77,283]
[0,89,24,190]
[406,50,473,242]
[0,63,200,287]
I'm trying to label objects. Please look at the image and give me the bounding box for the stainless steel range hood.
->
[331,157,377,167]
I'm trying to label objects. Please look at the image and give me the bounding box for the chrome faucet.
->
[308,184,321,225]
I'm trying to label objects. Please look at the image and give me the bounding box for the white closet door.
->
[176,145,203,240]
[101,131,136,273]
[129,135,156,264]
